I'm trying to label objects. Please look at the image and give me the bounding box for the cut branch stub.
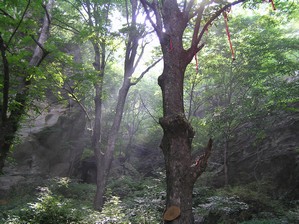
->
[163,205,181,221]
[190,138,213,181]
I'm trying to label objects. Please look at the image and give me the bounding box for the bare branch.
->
[191,1,206,49]
[52,22,80,34]
[139,94,160,124]
[29,0,54,67]
[0,8,14,20]
[140,0,163,38]
[186,0,246,60]
[63,82,92,125]
[30,35,50,55]
[64,0,89,23]
[52,16,80,34]
[42,2,51,26]
[130,57,162,85]
[132,41,148,72]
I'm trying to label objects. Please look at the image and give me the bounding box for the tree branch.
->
[184,0,195,16]
[197,0,247,45]
[140,0,163,39]
[63,81,92,126]
[186,0,246,61]
[52,22,80,34]
[130,57,162,85]
[0,8,14,20]
[64,0,89,23]
[190,138,213,181]
[42,2,51,26]
[29,0,54,67]
[30,35,50,56]
[52,16,80,34]
[132,41,148,72]
[139,94,159,124]
[191,0,209,48]
[7,0,31,47]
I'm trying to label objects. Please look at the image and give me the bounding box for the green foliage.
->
[1,178,109,224]
[107,175,165,223]
[196,195,250,223]
[215,182,284,215]
[99,196,129,223]
[3,187,83,224]
[192,182,298,223]
[81,147,94,160]
[1,1,299,224]
[1,177,298,224]
[183,8,299,181]
[1,177,164,224]
[240,219,285,224]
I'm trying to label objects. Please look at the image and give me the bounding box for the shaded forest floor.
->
[0,173,298,224]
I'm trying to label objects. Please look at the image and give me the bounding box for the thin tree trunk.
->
[94,79,130,210]
[91,42,105,210]
[93,0,154,210]
[224,137,229,186]
[0,33,10,172]
[0,0,54,172]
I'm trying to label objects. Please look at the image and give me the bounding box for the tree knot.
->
[159,114,195,138]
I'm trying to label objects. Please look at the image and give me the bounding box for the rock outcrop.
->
[0,103,87,198]
[209,104,299,200]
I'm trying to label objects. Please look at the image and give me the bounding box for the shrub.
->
[215,183,283,214]
[3,187,82,224]
[107,175,165,223]
[239,219,286,224]
[98,196,130,224]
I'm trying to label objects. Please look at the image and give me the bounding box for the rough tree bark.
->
[140,0,247,222]
[0,0,54,173]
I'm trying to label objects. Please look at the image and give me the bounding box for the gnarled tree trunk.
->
[158,50,212,223]
[140,0,249,221]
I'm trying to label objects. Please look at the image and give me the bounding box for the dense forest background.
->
[0,0,299,223]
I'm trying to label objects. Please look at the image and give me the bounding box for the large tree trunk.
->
[0,0,54,173]
[159,58,212,223]
[156,3,212,222]
[160,114,195,223]
[138,0,251,222]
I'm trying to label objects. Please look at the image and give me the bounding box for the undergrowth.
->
[0,177,298,224]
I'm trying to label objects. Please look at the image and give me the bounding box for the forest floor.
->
[0,173,298,224]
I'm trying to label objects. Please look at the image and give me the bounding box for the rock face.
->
[210,104,299,199]
[13,104,86,177]
[0,103,87,197]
